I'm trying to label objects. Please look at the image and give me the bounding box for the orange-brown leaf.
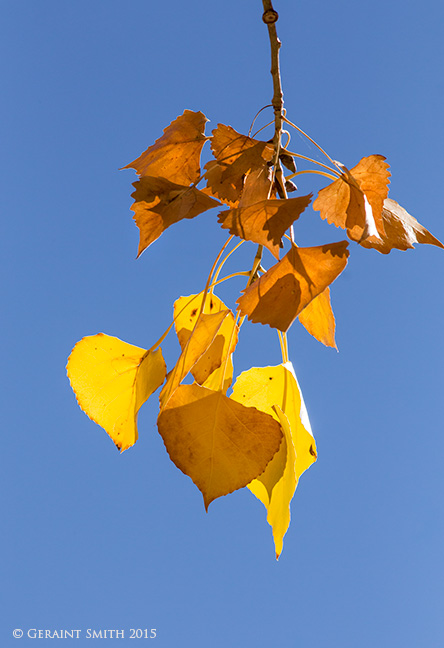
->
[313,155,390,243]
[360,198,444,254]
[157,384,283,510]
[218,194,312,259]
[298,287,337,348]
[237,242,349,332]
[122,110,208,185]
[130,176,219,255]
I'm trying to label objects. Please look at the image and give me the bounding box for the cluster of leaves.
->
[67,109,443,558]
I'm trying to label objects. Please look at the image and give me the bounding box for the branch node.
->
[262,10,279,24]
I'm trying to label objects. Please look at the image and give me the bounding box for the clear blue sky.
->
[2,1,443,646]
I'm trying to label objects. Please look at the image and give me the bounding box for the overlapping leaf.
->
[130,176,219,256]
[205,124,274,205]
[298,287,337,348]
[313,155,390,243]
[122,110,208,185]
[157,384,283,510]
[219,194,312,259]
[231,363,316,558]
[173,291,238,388]
[67,334,166,452]
[237,241,349,331]
[360,198,444,254]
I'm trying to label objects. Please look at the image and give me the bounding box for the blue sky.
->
[2,1,443,646]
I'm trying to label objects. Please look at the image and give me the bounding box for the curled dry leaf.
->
[157,384,283,510]
[130,176,219,256]
[231,362,316,559]
[298,287,337,349]
[67,334,166,452]
[173,291,238,388]
[205,124,274,205]
[360,198,444,254]
[122,110,208,186]
[237,241,349,332]
[313,155,390,244]
[218,194,312,259]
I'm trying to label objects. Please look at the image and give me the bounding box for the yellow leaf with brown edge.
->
[219,194,312,259]
[122,110,208,186]
[130,176,219,256]
[360,198,444,254]
[237,241,349,332]
[160,309,231,409]
[67,334,166,452]
[173,291,238,388]
[298,287,337,349]
[157,384,283,510]
[313,155,390,243]
[231,363,316,559]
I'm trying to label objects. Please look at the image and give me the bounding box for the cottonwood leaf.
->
[157,384,283,510]
[130,176,219,255]
[205,124,274,205]
[218,194,312,259]
[237,241,349,331]
[122,110,208,186]
[313,155,390,243]
[173,291,238,388]
[360,198,444,254]
[298,287,337,349]
[160,309,231,409]
[67,334,166,452]
[231,363,316,559]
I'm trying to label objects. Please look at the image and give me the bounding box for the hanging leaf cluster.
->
[67,12,443,559]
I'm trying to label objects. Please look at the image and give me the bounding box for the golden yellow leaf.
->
[237,241,349,332]
[313,155,390,243]
[205,124,274,204]
[231,363,316,558]
[67,334,166,452]
[122,110,208,186]
[360,198,444,254]
[130,176,219,255]
[298,287,337,348]
[173,291,238,388]
[218,194,312,259]
[157,384,283,510]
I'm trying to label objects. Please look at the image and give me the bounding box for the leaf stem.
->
[283,116,343,174]
[287,169,339,182]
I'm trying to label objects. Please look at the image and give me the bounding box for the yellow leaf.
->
[298,287,337,348]
[173,291,238,388]
[231,362,316,558]
[157,384,283,509]
[122,110,208,186]
[237,241,349,332]
[67,334,166,452]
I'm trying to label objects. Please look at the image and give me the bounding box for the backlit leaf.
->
[298,287,337,348]
[231,363,316,558]
[173,291,238,388]
[237,241,349,331]
[67,334,166,452]
[218,194,312,259]
[157,384,283,510]
[130,176,219,255]
[360,198,444,254]
[313,155,390,243]
[122,110,208,185]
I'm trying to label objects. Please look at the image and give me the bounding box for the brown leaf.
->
[205,124,274,204]
[298,287,337,348]
[218,194,312,259]
[130,176,219,255]
[157,384,283,510]
[313,155,390,243]
[360,198,444,254]
[237,242,349,331]
[122,110,208,185]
